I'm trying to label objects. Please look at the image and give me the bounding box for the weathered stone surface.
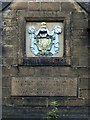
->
[18,11,42,18]
[2,2,89,119]
[71,29,88,38]
[19,67,35,76]
[48,98,86,106]
[0,28,2,38]
[71,56,79,66]
[3,26,17,36]
[72,45,80,56]
[88,56,90,67]
[72,38,88,47]
[2,45,17,57]
[2,97,86,106]
[18,67,78,77]
[78,78,90,99]
[2,66,11,76]
[3,18,17,27]
[78,89,89,99]
[61,2,76,11]
[2,105,88,119]
[10,2,61,11]
[2,57,17,66]
[2,76,11,88]
[79,56,88,67]
[79,46,88,55]
[72,12,88,19]
[41,2,60,11]
[11,77,77,96]
[28,2,40,11]
[2,66,18,76]
[2,10,17,19]
[71,19,88,29]
[18,10,71,20]
[2,87,11,98]
[57,11,71,20]
[78,68,89,78]
[3,35,18,45]
[10,2,28,10]
[78,78,88,89]
[66,56,71,65]
[88,46,90,54]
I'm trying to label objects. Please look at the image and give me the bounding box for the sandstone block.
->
[11,77,77,96]
[41,2,60,11]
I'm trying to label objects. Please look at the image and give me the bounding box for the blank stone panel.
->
[11,77,77,96]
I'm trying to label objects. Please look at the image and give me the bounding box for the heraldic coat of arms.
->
[28,22,62,56]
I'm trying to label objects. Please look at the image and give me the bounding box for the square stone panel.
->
[17,11,71,66]
[11,77,77,96]
[26,22,64,57]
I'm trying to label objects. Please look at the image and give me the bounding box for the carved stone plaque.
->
[11,77,77,96]
[24,22,68,66]
[26,22,64,57]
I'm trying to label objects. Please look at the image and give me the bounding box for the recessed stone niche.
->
[26,22,64,57]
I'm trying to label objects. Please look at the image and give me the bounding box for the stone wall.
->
[0,2,2,120]
[2,2,89,119]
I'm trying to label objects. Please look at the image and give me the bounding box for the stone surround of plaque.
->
[24,21,65,66]
[11,77,77,96]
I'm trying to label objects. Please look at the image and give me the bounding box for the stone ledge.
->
[10,2,61,11]
[41,2,60,11]
[2,97,86,106]
[10,2,28,10]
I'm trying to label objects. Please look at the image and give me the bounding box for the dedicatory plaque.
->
[11,77,77,96]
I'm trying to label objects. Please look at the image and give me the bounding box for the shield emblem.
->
[36,38,51,51]
[28,22,61,56]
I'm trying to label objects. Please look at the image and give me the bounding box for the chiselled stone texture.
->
[2,105,88,119]
[11,77,77,96]
[71,11,88,67]
[2,1,89,119]
[61,2,76,11]
[18,66,78,77]
[10,2,61,11]
[0,2,2,118]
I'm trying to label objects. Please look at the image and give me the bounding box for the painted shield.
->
[37,38,51,50]
[28,22,62,56]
